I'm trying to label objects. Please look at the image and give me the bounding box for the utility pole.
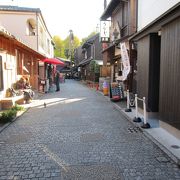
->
[69,30,74,77]
[104,0,107,9]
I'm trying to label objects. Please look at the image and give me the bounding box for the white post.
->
[135,94,138,118]
[127,90,130,109]
[143,97,147,124]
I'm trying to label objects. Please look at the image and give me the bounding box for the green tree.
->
[53,36,65,58]
[63,35,80,61]
[81,31,97,45]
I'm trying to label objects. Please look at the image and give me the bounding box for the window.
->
[27,19,36,36]
[121,1,129,37]
[85,51,87,59]
[47,39,50,54]
[0,56,4,90]
[39,27,45,48]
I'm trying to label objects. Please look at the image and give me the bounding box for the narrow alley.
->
[0,80,179,180]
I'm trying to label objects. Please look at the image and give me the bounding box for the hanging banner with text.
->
[100,20,110,43]
[120,42,130,81]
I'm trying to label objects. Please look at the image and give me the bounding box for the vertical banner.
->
[120,42,130,81]
[100,20,110,43]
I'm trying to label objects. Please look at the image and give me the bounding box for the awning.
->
[40,58,65,65]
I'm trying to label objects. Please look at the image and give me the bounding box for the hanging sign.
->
[100,20,110,43]
[120,42,130,81]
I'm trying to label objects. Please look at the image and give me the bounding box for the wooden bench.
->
[0,95,24,110]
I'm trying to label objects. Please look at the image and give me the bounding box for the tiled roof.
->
[82,33,99,49]
[100,0,121,20]
[0,5,41,13]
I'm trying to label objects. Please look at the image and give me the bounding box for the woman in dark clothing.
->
[55,71,60,91]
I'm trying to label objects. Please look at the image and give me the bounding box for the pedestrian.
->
[55,71,60,91]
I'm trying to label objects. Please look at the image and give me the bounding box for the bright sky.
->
[1,0,111,40]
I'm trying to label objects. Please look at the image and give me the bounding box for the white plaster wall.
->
[138,0,180,30]
[0,52,17,99]
[37,15,54,58]
[0,12,38,50]
[0,12,54,58]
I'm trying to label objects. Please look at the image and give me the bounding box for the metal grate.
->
[127,127,142,133]
[171,145,180,149]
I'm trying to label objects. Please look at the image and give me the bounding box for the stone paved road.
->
[0,80,180,180]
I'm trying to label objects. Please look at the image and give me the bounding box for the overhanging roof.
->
[82,33,99,49]
[0,26,46,59]
[78,58,92,66]
[0,5,40,13]
[100,0,121,20]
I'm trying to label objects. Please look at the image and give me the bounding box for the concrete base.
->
[160,121,180,139]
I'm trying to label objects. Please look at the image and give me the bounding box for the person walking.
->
[55,71,60,91]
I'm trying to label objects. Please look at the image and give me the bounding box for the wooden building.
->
[130,2,180,136]
[0,5,54,93]
[100,0,137,91]
[0,27,46,109]
[78,33,103,82]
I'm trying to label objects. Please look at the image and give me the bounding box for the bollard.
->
[141,97,151,129]
[125,90,132,112]
[133,94,142,122]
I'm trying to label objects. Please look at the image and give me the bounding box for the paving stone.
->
[0,80,179,179]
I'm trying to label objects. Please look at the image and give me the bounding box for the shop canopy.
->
[41,58,65,65]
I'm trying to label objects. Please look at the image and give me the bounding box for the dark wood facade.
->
[131,3,180,130]
[78,33,103,82]
[159,17,180,129]
[137,34,161,111]
[100,0,137,89]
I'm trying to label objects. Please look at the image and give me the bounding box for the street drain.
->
[61,164,124,180]
[156,156,170,163]
[171,145,180,149]
[127,127,142,133]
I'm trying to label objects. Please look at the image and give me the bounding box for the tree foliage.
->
[53,35,80,61]
[81,31,97,45]
[53,36,65,58]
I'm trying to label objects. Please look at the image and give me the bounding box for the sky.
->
[1,0,111,40]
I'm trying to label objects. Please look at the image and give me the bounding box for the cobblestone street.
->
[0,80,180,180]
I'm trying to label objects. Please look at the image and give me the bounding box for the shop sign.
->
[100,20,110,43]
[120,42,130,81]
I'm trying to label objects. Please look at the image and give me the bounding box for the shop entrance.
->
[148,33,161,112]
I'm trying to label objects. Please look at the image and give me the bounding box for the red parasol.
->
[41,58,65,65]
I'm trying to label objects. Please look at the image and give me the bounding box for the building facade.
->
[0,5,54,58]
[0,27,46,110]
[0,5,55,93]
[100,0,137,91]
[78,33,103,82]
[131,1,180,136]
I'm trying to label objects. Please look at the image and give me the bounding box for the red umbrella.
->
[41,58,65,65]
